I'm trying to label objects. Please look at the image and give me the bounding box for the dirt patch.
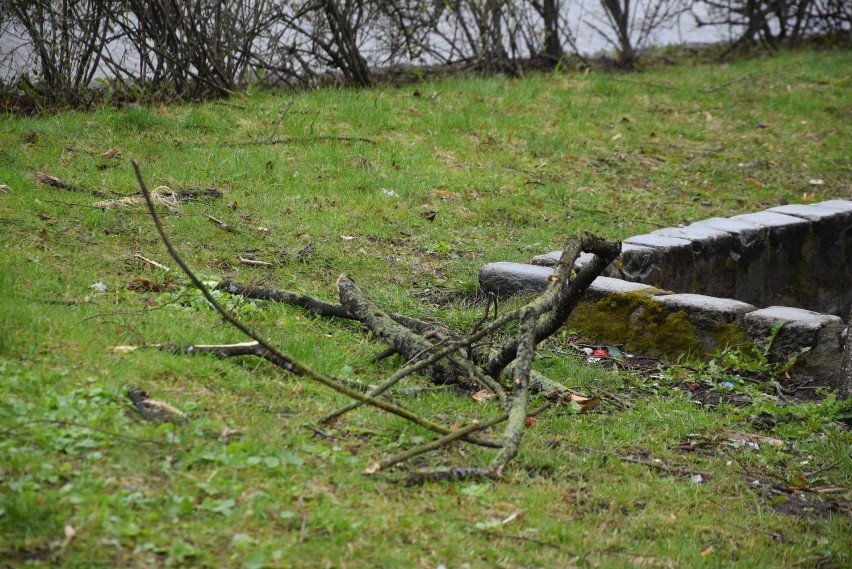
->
[748,477,852,519]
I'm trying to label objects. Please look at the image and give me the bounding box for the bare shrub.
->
[589,0,690,69]
[100,0,278,99]
[694,0,851,50]
[3,0,110,109]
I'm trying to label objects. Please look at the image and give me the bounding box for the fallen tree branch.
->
[132,160,501,448]
[34,171,113,198]
[130,159,621,476]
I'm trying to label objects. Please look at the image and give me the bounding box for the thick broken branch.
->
[132,160,500,448]
[484,234,621,378]
[218,280,437,334]
[338,274,474,388]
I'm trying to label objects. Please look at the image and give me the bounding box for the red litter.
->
[592,347,609,358]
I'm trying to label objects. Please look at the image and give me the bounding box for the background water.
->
[0,2,734,82]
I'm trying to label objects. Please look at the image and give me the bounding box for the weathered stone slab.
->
[652,225,737,297]
[622,234,694,290]
[732,211,811,307]
[813,199,852,212]
[586,276,662,299]
[743,306,845,386]
[769,204,852,316]
[652,293,756,352]
[478,262,552,297]
[691,217,766,306]
[530,251,562,266]
[654,294,755,326]
[615,243,661,284]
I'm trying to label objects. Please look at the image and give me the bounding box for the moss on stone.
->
[567,291,703,358]
[709,323,750,351]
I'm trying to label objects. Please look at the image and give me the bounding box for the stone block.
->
[530,251,618,277]
[732,211,811,307]
[586,276,662,300]
[654,294,755,327]
[743,306,844,386]
[769,204,852,316]
[479,262,553,297]
[692,216,766,306]
[652,225,737,297]
[653,294,756,352]
[530,251,561,266]
[622,234,694,290]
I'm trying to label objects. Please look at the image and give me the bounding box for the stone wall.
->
[479,199,852,389]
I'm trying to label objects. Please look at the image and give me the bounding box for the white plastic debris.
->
[90,282,108,293]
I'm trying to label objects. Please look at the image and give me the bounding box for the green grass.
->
[0,48,851,567]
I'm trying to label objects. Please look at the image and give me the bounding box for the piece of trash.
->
[717,381,735,391]
[728,431,784,449]
[525,417,537,426]
[690,474,704,484]
[592,347,609,358]
[340,235,356,241]
[380,188,399,198]
[808,179,824,186]
[90,282,107,293]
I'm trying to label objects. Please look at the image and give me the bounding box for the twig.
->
[370,413,508,473]
[239,135,377,146]
[206,214,238,233]
[266,100,294,143]
[0,419,161,445]
[703,71,778,94]
[134,253,170,271]
[132,160,499,447]
[804,460,843,481]
[238,256,273,267]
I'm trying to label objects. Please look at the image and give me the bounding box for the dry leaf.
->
[700,546,714,557]
[364,461,381,474]
[110,345,138,354]
[100,148,122,159]
[472,390,495,402]
[744,177,765,188]
[568,393,602,411]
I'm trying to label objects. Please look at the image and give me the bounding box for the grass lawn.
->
[1,48,851,568]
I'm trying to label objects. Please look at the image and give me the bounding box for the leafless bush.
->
[2,0,849,111]
[2,0,110,109]
[100,0,278,99]
[694,0,851,50]
[590,0,690,68]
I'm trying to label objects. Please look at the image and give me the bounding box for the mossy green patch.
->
[568,291,704,358]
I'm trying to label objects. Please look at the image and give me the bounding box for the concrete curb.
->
[481,199,852,389]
